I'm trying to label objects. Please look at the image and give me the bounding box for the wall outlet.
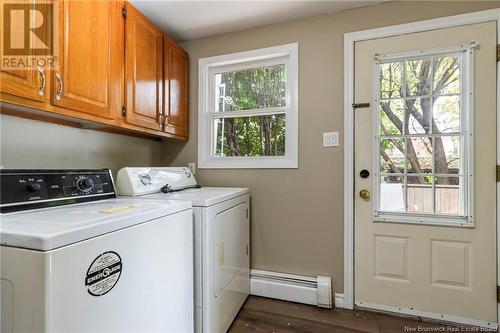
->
[323,132,339,147]
[188,162,196,174]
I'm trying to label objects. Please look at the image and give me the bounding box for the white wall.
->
[0,115,163,175]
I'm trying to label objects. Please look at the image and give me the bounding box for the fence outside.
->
[407,184,459,215]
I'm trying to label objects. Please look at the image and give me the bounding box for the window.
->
[373,44,475,225]
[198,43,298,168]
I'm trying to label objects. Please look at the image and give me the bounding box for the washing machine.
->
[0,169,194,333]
[116,167,250,333]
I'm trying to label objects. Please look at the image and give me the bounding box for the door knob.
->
[359,189,370,200]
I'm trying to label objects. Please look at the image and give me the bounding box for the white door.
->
[354,22,497,327]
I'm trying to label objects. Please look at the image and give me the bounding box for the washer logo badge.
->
[85,251,122,296]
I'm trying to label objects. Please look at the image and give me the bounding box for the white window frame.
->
[372,43,476,227]
[198,43,298,169]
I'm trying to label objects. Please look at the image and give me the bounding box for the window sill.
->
[373,213,473,228]
[198,156,298,169]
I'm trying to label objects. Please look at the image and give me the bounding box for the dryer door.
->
[214,202,248,297]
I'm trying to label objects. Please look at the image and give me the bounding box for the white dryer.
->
[117,167,250,333]
[0,169,194,333]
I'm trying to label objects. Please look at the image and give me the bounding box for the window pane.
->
[406,98,431,134]
[406,58,432,97]
[435,176,461,215]
[406,175,433,213]
[214,64,286,112]
[406,137,432,173]
[433,95,460,134]
[380,138,405,173]
[433,55,460,95]
[379,99,403,135]
[435,136,461,174]
[380,174,404,212]
[380,62,403,99]
[213,114,285,157]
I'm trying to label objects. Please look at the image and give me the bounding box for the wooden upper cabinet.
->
[0,0,188,140]
[0,1,51,103]
[51,0,123,119]
[163,36,189,140]
[124,3,163,131]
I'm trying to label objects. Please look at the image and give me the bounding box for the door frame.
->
[343,7,500,315]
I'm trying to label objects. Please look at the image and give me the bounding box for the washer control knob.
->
[27,183,41,192]
[77,177,94,192]
[139,173,152,186]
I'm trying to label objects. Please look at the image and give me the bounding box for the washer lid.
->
[0,198,191,251]
[143,187,249,207]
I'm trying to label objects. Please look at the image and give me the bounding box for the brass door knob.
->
[359,189,370,200]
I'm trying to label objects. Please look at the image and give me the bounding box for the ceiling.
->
[129,1,384,41]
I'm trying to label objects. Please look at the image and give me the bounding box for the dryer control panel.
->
[116,167,197,196]
[0,169,115,213]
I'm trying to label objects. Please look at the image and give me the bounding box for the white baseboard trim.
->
[356,300,498,330]
[334,293,344,308]
[250,269,344,309]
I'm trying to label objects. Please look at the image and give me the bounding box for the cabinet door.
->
[125,3,162,131]
[51,0,123,119]
[164,37,189,139]
[0,1,51,102]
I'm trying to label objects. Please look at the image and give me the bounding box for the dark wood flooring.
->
[228,296,486,333]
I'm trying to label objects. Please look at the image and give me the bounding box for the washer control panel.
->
[0,169,115,213]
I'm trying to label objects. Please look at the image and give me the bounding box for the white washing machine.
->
[117,167,250,333]
[0,169,194,333]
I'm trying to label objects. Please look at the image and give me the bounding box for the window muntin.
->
[374,48,473,224]
[198,43,298,169]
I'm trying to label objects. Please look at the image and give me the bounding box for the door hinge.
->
[246,208,249,219]
[352,103,370,109]
[122,6,126,18]
[246,245,249,256]
[497,165,500,182]
[497,285,500,302]
[121,106,127,117]
[496,44,500,62]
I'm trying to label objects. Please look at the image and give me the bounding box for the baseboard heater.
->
[250,269,340,309]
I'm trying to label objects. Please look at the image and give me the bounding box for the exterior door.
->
[52,0,123,119]
[354,22,497,327]
[125,2,163,131]
[0,0,51,102]
[163,36,189,139]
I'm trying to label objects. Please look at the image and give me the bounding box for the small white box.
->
[323,132,339,147]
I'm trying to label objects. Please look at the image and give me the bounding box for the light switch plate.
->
[323,132,339,147]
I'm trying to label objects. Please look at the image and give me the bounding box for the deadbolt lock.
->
[360,169,370,178]
[359,189,370,200]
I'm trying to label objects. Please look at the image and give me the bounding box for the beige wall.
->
[1,115,162,175]
[162,1,500,293]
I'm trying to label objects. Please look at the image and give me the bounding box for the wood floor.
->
[228,296,483,333]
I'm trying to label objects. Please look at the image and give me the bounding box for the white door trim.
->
[343,8,500,311]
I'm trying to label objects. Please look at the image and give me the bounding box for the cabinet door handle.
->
[55,72,63,101]
[37,66,45,96]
